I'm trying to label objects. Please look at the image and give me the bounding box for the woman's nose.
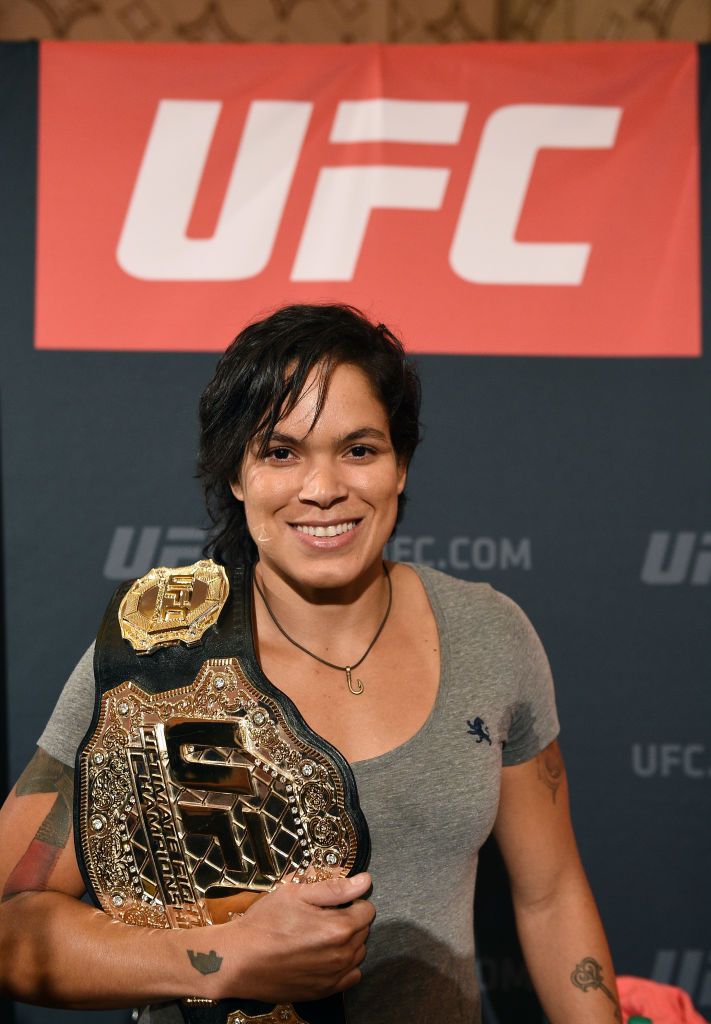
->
[298,459,348,507]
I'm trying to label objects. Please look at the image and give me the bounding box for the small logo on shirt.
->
[467,717,492,745]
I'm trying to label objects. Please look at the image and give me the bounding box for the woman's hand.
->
[0,748,373,1009]
[197,873,375,1003]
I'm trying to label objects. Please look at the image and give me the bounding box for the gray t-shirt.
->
[39,564,559,1024]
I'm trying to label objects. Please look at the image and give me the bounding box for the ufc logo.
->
[159,574,194,623]
[37,44,698,356]
[641,531,711,585]
[103,526,204,580]
[652,950,711,1006]
[166,720,278,888]
[117,98,621,286]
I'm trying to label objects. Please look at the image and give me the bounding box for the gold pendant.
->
[345,666,364,695]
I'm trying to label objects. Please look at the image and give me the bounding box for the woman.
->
[0,304,619,1023]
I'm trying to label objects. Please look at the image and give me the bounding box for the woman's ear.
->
[229,479,244,502]
[396,460,407,496]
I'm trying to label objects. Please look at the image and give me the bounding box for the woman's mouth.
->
[293,520,359,538]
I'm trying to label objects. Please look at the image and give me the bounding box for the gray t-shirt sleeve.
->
[495,591,559,766]
[37,642,96,767]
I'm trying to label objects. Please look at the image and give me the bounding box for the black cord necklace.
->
[253,563,392,695]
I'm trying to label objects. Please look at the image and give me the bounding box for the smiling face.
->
[230,362,406,592]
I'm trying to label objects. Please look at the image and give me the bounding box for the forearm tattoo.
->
[187,949,223,975]
[2,749,75,903]
[536,741,564,804]
[571,956,621,1022]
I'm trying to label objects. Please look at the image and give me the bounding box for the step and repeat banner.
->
[1,40,710,1024]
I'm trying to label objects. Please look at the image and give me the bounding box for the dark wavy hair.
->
[198,303,422,568]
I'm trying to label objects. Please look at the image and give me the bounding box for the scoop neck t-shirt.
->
[38,563,559,1024]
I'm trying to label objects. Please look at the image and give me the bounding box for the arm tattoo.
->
[2,749,75,903]
[187,949,223,975]
[536,741,564,804]
[571,956,622,1022]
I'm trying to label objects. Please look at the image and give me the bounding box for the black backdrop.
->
[1,41,710,1024]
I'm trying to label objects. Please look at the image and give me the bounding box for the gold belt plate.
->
[118,559,229,654]
[77,659,359,929]
[227,1007,307,1024]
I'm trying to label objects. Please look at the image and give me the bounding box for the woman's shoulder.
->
[400,561,537,639]
[402,561,503,608]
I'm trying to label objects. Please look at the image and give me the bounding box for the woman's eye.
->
[349,445,374,458]
[267,447,293,461]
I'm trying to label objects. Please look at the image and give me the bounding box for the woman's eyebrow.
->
[266,430,302,445]
[264,427,389,447]
[337,428,389,444]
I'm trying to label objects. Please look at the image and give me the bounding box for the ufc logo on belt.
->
[160,574,194,623]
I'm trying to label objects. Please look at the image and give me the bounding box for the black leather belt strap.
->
[75,561,369,1024]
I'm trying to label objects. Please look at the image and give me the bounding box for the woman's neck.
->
[252,558,391,659]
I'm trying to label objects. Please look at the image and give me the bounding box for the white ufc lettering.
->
[117,98,620,285]
[450,104,622,285]
[291,166,449,281]
[330,98,468,144]
[117,99,312,280]
[292,99,465,281]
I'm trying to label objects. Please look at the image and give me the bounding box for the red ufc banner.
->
[35,41,700,356]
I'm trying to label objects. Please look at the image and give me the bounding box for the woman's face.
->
[231,362,406,592]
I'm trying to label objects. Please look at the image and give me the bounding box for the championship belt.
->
[74,560,370,1024]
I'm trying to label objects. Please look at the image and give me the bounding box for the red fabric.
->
[36,41,700,357]
[619,976,708,1024]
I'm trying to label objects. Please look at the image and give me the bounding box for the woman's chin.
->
[262,547,383,594]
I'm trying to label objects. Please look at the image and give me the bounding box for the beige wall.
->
[0,0,709,43]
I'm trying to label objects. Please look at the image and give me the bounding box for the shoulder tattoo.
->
[2,749,75,903]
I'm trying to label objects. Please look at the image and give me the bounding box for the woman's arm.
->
[0,748,373,1008]
[493,739,620,1024]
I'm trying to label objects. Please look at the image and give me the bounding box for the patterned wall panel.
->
[1,0,710,42]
